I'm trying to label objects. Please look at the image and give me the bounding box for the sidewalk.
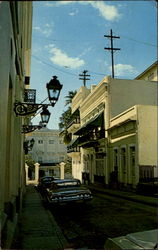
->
[88,183,158,207]
[11,185,69,250]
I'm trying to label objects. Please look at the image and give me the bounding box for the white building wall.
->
[0,2,32,248]
[27,128,67,164]
[107,77,157,120]
[137,105,158,169]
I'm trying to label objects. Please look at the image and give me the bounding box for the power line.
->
[32,54,105,78]
[33,33,156,48]
[121,35,157,47]
[32,55,77,76]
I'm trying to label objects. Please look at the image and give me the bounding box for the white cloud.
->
[110,64,138,76]
[45,1,74,7]
[79,46,93,57]
[80,1,120,21]
[90,2,120,21]
[33,23,53,37]
[44,1,120,21]
[69,9,78,16]
[46,44,85,69]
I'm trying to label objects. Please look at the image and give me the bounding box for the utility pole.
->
[104,29,120,78]
[79,70,90,87]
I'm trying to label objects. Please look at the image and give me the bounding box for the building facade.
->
[108,105,158,189]
[135,61,158,81]
[0,2,32,248]
[26,128,67,178]
[67,64,158,189]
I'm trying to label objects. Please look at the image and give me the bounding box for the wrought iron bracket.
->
[22,125,43,134]
[14,102,48,116]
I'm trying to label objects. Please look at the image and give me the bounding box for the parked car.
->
[37,176,58,193]
[45,178,93,204]
[104,229,158,250]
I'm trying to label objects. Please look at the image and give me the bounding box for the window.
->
[148,72,154,81]
[38,140,43,144]
[121,148,126,174]
[114,149,118,169]
[49,140,54,144]
[38,157,42,163]
[130,146,135,176]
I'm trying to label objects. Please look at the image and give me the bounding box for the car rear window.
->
[56,181,80,188]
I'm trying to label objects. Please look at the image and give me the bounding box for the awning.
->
[67,137,81,148]
[74,111,104,135]
[71,108,80,117]
[108,118,136,130]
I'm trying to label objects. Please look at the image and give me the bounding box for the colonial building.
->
[135,60,158,81]
[0,2,32,248]
[108,105,157,189]
[67,64,157,189]
[26,128,67,178]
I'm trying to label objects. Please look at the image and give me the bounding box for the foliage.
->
[59,107,71,131]
[25,154,35,172]
[64,156,72,175]
[59,90,77,144]
[64,90,77,106]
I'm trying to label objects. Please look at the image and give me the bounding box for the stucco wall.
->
[0,2,32,248]
[109,78,157,119]
[27,129,67,164]
[137,105,158,167]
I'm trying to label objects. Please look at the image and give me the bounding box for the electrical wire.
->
[32,55,77,76]
[120,35,157,47]
[32,54,106,77]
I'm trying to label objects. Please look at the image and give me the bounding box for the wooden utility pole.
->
[104,29,120,78]
[79,70,90,87]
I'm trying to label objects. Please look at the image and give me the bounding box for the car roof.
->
[40,176,54,180]
[52,178,80,184]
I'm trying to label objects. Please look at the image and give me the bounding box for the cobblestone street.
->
[50,192,158,249]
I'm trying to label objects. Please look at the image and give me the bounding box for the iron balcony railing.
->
[67,145,80,153]
[67,117,80,129]
[78,129,105,146]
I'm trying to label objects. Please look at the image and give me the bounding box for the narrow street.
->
[49,193,157,249]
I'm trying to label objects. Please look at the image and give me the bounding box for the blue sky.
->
[30,1,157,129]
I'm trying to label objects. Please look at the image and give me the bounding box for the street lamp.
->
[40,106,51,127]
[14,75,62,116]
[46,76,63,107]
[23,138,35,154]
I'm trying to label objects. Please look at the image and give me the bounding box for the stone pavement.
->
[11,185,69,250]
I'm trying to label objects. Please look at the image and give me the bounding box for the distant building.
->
[135,61,158,81]
[26,128,67,178]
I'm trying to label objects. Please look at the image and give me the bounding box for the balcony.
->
[67,117,80,129]
[78,129,105,148]
[67,108,80,133]
[67,138,81,157]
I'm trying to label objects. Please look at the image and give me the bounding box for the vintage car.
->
[104,229,158,250]
[45,178,93,204]
[37,176,58,192]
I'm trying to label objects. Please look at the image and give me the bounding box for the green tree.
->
[59,90,77,144]
[25,154,36,179]
[65,91,77,106]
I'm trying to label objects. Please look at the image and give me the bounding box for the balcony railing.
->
[67,117,80,129]
[78,129,105,147]
[67,146,80,153]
